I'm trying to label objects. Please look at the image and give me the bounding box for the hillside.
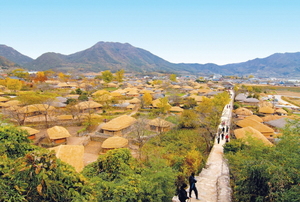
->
[1,42,300,77]
[0,45,33,66]
[0,56,19,67]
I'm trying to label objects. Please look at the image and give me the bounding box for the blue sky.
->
[1,0,300,65]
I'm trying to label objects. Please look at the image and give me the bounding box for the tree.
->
[102,70,113,83]
[196,92,230,152]
[179,110,198,128]
[142,92,153,108]
[224,119,300,202]
[6,78,22,92]
[156,97,171,114]
[169,74,177,82]
[115,69,125,82]
[10,68,29,80]
[32,71,47,82]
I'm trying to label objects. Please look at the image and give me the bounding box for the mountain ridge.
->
[1,42,300,77]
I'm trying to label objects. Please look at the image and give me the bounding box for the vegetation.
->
[224,120,300,202]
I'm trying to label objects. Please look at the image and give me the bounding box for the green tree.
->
[156,97,171,114]
[102,70,114,83]
[179,110,198,128]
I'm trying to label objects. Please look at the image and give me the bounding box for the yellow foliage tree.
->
[142,92,153,107]
[6,78,22,92]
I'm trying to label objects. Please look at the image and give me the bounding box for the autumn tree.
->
[115,69,125,82]
[179,110,198,128]
[32,71,47,82]
[156,97,171,114]
[6,78,22,92]
[142,92,153,108]
[9,68,29,80]
[102,70,113,83]
[169,74,177,82]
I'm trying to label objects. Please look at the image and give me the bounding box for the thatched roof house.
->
[49,145,84,172]
[74,101,102,112]
[259,106,275,114]
[129,98,141,104]
[275,108,288,116]
[101,136,129,153]
[92,90,109,96]
[18,104,55,116]
[20,126,40,140]
[100,115,137,136]
[234,126,273,146]
[236,118,275,137]
[244,115,263,123]
[0,97,9,102]
[169,106,184,114]
[47,126,71,144]
[235,107,253,117]
[148,118,172,132]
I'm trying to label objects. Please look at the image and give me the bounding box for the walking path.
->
[174,90,234,202]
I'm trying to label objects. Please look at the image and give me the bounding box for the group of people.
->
[178,173,199,201]
[216,125,229,144]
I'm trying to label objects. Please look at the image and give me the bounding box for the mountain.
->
[0,56,19,67]
[1,42,300,77]
[0,45,33,66]
[25,42,187,73]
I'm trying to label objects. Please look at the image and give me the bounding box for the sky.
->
[1,0,300,65]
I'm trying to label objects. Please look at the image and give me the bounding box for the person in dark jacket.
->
[189,173,199,199]
[178,183,190,202]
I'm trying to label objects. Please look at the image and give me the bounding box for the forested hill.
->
[1,42,300,77]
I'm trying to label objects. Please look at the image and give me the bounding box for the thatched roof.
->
[56,115,74,120]
[259,106,275,114]
[234,126,273,146]
[92,90,109,96]
[129,98,141,104]
[57,82,77,88]
[75,101,102,110]
[236,118,274,134]
[49,145,84,172]
[0,97,9,102]
[126,104,135,109]
[275,108,288,114]
[151,99,171,108]
[47,126,71,140]
[169,106,184,112]
[235,107,253,116]
[20,126,40,135]
[110,92,122,97]
[262,115,283,122]
[259,101,273,108]
[149,118,172,127]
[101,136,128,149]
[18,104,55,113]
[245,115,263,123]
[1,100,22,107]
[101,115,137,131]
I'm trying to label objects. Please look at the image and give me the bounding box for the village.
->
[0,69,297,171]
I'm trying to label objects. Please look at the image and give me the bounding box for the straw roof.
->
[47,126,71,140]
[236,119,274,134]
[259,101,273,107]
[126,104,135,109]
[129,98,141,104]
[170,106,184,112]
[110,92,122,97]
[245,115,263,123]
[18,104,55,113]
[275,108,288,114]
[262,115,283,122]
[57,82,77,88]
[101,115,137,131]
[0,97,9,102]
[20,126,40,135]
[49,145,84,172]
[234,126,273,146]
[3,100,22,107]
[149,118,172,127]
[56,115,74,120]
[102,136,128,149]
[75,101,102,110]
[92,90,109,96]
[235,107,253,116]
[259,106,275,114]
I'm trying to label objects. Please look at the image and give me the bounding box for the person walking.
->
[189,173,199,200]
[178,183,190,202]
[217,134,220,144]
[225,134,229,142]
[221,132,224,140]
